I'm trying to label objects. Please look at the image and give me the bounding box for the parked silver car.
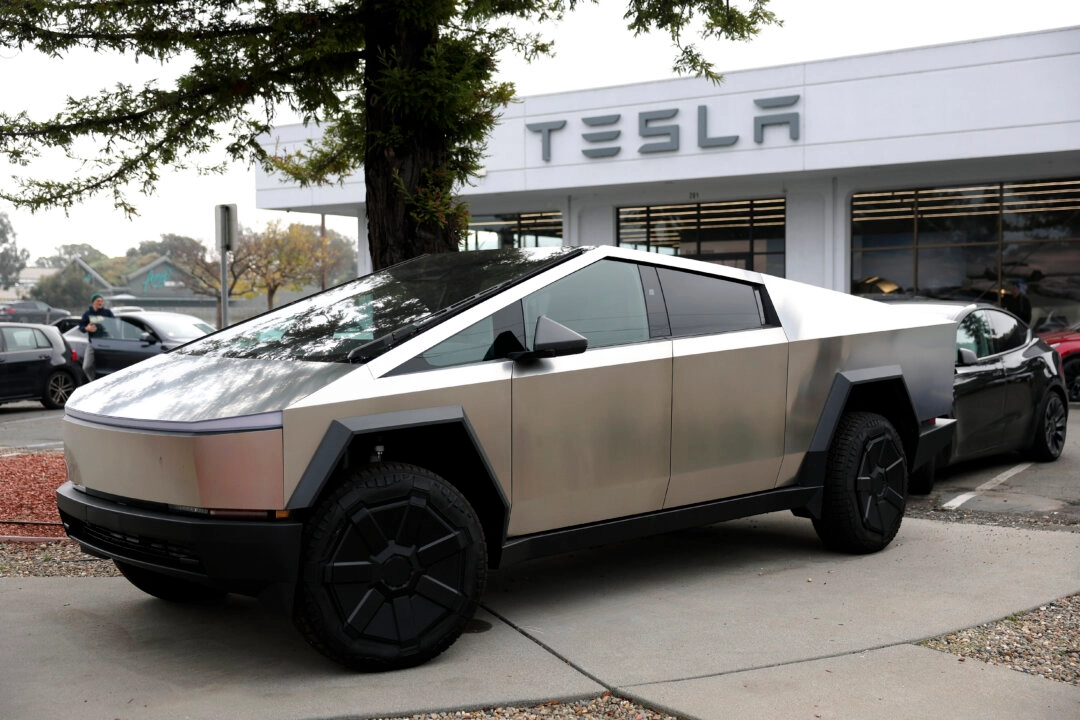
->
[57,246,957,671]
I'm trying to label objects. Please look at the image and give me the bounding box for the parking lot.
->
[907,402,1080,523]
[2,401,1079,719]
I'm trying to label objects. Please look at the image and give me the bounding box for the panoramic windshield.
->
[177,247,580,363]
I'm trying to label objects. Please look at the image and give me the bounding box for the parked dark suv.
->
[0,321,85,408]
[1,300,71,324]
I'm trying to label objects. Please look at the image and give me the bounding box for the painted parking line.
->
[0,412,64,425]
[940,462,1033,510]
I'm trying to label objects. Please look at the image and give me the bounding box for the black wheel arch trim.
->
[793,366,948,506]
[287,405,511,555]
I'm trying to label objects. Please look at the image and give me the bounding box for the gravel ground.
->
[1,450,1078,720]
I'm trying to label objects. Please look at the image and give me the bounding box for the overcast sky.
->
[2,0,1079,264]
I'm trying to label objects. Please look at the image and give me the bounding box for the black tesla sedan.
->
[881,299,1068,493]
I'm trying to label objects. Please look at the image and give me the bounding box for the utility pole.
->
[215,204,237,328]
[321,214,328,291]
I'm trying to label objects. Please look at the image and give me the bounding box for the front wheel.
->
[812,412,908,554]
[115,561,227,604]
[295,463,487,672]
[1025,391,1067,462]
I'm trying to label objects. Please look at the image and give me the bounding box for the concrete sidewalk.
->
[2,513,1079,719]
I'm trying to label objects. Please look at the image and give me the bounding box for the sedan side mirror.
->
[139,331,160,345]
[510,315,588,361]
[957,347,978,366]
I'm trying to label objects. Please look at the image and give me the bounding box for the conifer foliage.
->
[0,1,778,270]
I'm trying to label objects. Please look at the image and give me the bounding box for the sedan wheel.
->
[1026,391,1067,462]
[1064,357,1080,404]
[812,412,908,554]
[295,463,487,671]
[41,371,76,409]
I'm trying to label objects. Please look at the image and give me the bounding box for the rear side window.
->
[655,268,764,337]
[957,310,993,358]
[985,309,1027,354]
[1,327,52,350]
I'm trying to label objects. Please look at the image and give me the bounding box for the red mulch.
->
[0,451,68,538]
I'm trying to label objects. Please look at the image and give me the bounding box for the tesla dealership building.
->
[256,26,1080,328]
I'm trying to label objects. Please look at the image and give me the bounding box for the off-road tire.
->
[295,462,487,672]
[1025,390,1067,462]
[115,561,227,604]
[812,412,908,554]
[41,370,76,409]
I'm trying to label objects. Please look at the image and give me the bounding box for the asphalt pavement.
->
[2,511,1079,720]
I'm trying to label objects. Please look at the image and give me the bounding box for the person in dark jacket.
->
[78,293,114,380]
[1001,280,1032,324]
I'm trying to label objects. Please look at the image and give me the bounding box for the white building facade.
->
[257,26,1080,327]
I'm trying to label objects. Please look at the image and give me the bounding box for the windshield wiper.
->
[346,323,421,363]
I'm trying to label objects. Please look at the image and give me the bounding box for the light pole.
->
[215,204,237,328]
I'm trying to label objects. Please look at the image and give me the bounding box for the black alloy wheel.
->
[813,412,908,554]
[41,370,75,409]
[1027,391,1068,462]
[295,462,487,671]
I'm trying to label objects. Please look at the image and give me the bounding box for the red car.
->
[1037,322,1080,403]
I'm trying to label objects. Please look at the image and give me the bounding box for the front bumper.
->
[56,481,303,613]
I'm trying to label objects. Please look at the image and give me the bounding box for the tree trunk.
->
[363,4,460,271]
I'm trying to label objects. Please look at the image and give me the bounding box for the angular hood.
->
[66,352,358,427]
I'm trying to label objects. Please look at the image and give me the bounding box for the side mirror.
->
[510,315,588,361]
[957,347,978,366]
[139,331,160,345]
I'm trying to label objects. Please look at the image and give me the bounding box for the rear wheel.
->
[295,463,487,672]
[115,561,227,604]
[1063,357,1080,404]
[812,412,908,554]
[1025,391,1067,462]
[41,370,76,409]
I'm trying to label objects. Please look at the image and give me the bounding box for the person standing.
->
[78,293,114,380]
[1001,280,1032,324]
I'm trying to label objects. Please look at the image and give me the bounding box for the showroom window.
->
[617,198,785,276]
[463,211,563,251]
[851,177,1080,331]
